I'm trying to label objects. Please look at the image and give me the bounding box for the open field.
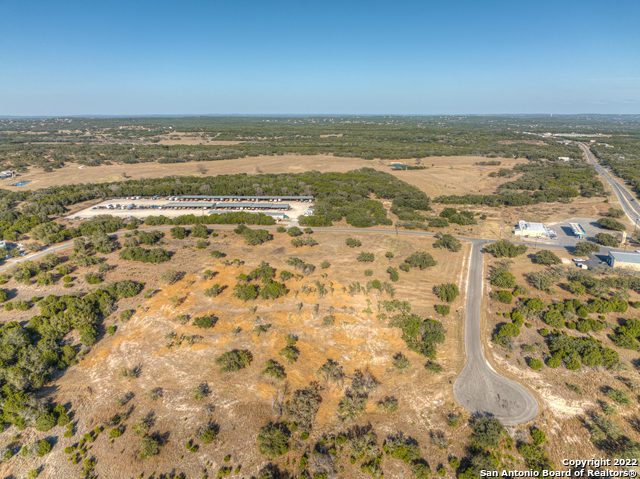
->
[5,154,527,198]
[0,230,474,479]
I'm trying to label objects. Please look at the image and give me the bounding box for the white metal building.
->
[514,220,550,238]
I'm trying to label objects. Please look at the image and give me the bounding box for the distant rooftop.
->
[179,195,313,200]
[207,210,286,217]
[211,202,290,209]
[164,202,216,208]
[609,251,640,264]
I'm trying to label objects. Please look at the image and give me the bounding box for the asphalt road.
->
[452,240,539,425]
[578,142,640,225]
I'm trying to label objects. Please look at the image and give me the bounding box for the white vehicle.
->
[572,258,585,262]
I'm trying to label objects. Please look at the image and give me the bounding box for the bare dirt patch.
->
[0,231,472,479]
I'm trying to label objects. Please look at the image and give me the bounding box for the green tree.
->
[433,234,462,252]
[529,358,543,370]
[139,437,160,459]
[471,417,505,448]
[404,252,437,269]
[191,223,210,238]
[495,290,514,304]
[233,284,258,301]
[170,226,188,239]
[357,252,375,262]
[243,229,272,245]
[257,424,289,457]
[37,439,52,457]
[36,412,57,432]
[608,207,624,218]
[485,239,527,258]
[598,218,625,231]
[574,241,599,256]
[531,428,546,446]
[215,350,252,373]
[434,283,459,302]
[533,250,561,265]
[595,233,618,247]
[393,353,410,373]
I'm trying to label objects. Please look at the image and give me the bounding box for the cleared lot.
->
[66,198,313,221]
[548,216,619,243]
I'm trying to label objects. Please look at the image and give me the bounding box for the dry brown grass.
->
[0,230,474,479]
[11,154,526,197]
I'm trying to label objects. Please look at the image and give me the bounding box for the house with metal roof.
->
[607,251,640,271]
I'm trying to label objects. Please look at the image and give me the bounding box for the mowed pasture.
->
[9,154,527,198]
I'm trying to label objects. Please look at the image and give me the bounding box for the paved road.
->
[453,240,539,425]
[578,142,640,225]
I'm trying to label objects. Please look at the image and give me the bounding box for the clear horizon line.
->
[1,112,639,119]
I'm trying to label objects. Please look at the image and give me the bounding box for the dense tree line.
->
[0,116,584,171]
[1,170,432,247]
[0,280,142,432]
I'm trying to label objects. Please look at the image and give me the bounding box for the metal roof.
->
[164,202,216,208]
[518,221,547,232]
[609,251,640,264]
[211,202,290,209]
[569,223,586,235]
[207,210,286,217]
[179,195,313,200]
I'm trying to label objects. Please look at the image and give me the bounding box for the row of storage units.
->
[161,202,291,211]
[176,195,313,202]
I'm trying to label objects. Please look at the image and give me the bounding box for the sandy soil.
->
[0,231,473,479]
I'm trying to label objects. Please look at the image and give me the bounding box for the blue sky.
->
[1,0,639,115]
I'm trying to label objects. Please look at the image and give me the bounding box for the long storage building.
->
[607,252,640,271]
